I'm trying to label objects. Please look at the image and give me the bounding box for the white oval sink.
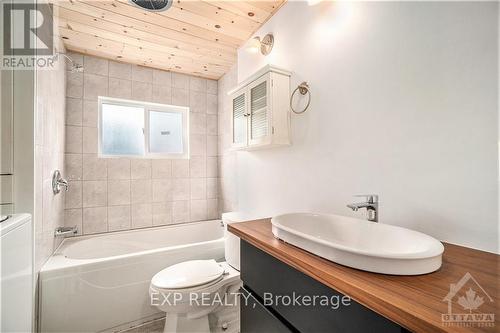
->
[271,213,444,275]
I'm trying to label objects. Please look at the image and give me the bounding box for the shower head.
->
[57,52,84,73]
[129,0,173,11]
[70,63,84,73]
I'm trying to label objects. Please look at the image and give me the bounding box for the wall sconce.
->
[246,33,274,55]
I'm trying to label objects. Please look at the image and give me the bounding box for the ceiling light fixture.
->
[129,0,173,12]
[247,33,274,56]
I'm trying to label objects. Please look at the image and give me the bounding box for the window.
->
[98,97,189,158]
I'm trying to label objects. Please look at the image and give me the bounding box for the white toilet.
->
[150,213,248,333]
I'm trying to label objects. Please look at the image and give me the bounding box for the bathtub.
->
[39,220,225,333]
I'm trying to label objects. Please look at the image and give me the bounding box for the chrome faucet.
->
[54,226,78,237]
[52,170,69,194]
[347,194,378,222]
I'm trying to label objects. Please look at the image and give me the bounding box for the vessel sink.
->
[271,213,444,275]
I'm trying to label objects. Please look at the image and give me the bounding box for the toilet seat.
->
[151,259,225,290]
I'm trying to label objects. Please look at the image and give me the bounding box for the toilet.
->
[150,213,249,333]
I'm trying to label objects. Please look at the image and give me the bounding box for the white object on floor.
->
[150,212,249,333]
[0,214,33,333]
[150,261,241,333]
[272,213,444,275]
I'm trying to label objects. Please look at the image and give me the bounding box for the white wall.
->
[225,1,498,253]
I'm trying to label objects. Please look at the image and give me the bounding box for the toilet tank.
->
[223,212,258,271]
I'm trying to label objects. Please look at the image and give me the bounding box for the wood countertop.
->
[228,219,499,333]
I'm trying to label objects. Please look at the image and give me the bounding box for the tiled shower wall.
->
[64,53,219,235]
[217,66,238,213]
[34,39,66,270]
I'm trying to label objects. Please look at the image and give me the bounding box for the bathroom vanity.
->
[229,219,499,333]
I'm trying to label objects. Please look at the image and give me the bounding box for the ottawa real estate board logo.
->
[442,272,495,328]
[2,1,55,69]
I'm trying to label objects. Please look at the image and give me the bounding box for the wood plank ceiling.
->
[53,0,286,79]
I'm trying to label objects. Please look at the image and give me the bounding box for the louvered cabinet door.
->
[248,75,271,146]
[231,90,248,148]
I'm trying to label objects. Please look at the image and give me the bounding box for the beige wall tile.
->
[65,181,82,209]
[108,180,131,206]
[153,70,171,86]
[207,135,218,156]
[64,208,83,235]
[207,115,218,135]
[82,127,98,154]
[66,71,83,98]
[207,157,217,178]
[131,81,152,101]
[65,126,82,153]
[172,88,189,106]
[66,153,82,181]
[190,156,206,178]
[172,73,189,89]
[207,80,217,95]
[152,179,172,202]
[190,77,206,92]
[63,53,220,234]
[82,154,107,180]
[82,207,107,234]
[152,85,172,104]
[172,200,189,223]
[152,160,172,179]
[190,178,206,200]
[207,178,218,199]
[84,74,108,100]
[131,65,153,83]
[172,160,189,178]
[84,56,108,75]
[83,100,98,127]
[190,199,207,221]
[131,179,151,204]
[108,205,131,231]
[107,158,131,180]
[190,113,206,135]
[131,203,152,228]
[207,94,217,114]
[83,180,107,207]
[152,202,172,225]
[207,199,218,220]
[189,91,206,113]
[131,159,151,179]
[109,61,131,80]
[109,77,132,99]
[66,98,82,126]
[190,135,206,156]
[172,178,189,201]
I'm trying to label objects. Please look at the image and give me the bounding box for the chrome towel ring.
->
[290,81,311,114]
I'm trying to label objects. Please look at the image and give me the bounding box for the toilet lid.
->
[151,259,224,289]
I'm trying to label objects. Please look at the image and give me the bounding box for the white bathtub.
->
[39,220,225,333]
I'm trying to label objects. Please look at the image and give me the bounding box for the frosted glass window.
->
[149,111,183,154]
[99,97,188,158]
[101,103,145,156]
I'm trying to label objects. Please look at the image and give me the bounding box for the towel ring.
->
[290,82,311,114]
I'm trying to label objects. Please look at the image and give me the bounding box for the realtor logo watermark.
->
[442,272,495,328]
[1,1,55,69]
[151,290,351,311]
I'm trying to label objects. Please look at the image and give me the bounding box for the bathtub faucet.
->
[54,226,78,237]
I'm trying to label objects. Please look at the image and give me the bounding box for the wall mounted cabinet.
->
[228,65,291,150]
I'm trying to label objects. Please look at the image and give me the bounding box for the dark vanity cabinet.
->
[240,240,411,333]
